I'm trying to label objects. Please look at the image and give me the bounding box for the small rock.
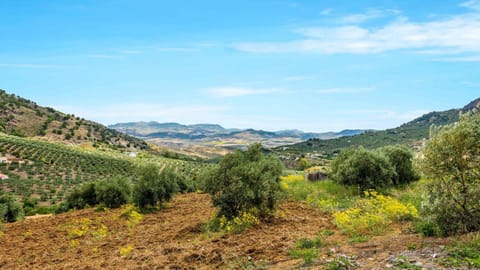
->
[415,262,423,267]
[385,263,393,268]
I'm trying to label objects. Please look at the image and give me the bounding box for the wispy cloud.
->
[317,87,374,94]
[118,50,142,54]
[283,75,315,81]
[233,2,480,55]
[462,81,480,87]
[340,8,400,24]
[207,87,284,97]
[435,55,480,62]
[0,63,66,68]
[157,47,199,52]
[87,54,123,59]
[460,0,480,10]
[320,8,333,16]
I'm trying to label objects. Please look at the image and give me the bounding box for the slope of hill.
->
[277,98,480,157]
[0,132,208,207]
[0,90,148,151]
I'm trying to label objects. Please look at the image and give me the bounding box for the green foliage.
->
[442,234,480,268]
[58,182,97,212]
[133,164,179,210]
[203,143,283,219]
[171,172,195,193]
[378,145,418,185]
[95,177,132,208]
[421,112,480,235]
[281,176,356,212]
[0,194,24,222]
[279,108,461,157]
[330,147,394,191]
[288,237,322,265]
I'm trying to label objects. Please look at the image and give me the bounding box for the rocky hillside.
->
[0,90,148,151]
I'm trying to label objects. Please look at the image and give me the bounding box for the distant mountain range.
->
[277,97,480,157]
[108,122,368,141]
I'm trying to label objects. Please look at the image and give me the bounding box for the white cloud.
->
[317,87,374,94]
[283,75,315,81]
[0,63,66,68]
[435,55,480,62]
[87,54,123,59]
[157,47,199,52]
[340,9,400,24]
[233,3,480,56]
[460,0,480,10]
[207,87,284,97]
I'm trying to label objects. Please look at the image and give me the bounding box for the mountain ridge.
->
[276,97,480,157]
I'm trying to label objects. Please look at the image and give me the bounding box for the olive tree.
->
[203,143,283,219]
[421,112,480,235]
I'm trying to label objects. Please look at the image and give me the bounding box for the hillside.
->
[0,90,148,151]
[109,121,367,157]
[277,97,480,157]
[0,132,208,207]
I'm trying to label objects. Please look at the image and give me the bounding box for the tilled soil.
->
[0,193,450,269]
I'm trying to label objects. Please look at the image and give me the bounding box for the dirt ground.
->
[0,193,451,269]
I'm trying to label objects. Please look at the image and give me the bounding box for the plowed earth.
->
[0,193,450,269]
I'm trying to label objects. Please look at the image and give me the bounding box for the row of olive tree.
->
[330,145,418,191]
[57,165,194,213]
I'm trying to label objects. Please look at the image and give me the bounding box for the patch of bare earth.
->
[0,193,450,269]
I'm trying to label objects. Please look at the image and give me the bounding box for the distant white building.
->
[0,173,9,180]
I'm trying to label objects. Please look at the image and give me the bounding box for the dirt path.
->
[0,193,450,269]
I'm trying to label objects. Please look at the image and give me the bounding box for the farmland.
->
[0,132,209,208]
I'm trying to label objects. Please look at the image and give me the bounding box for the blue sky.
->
[0,0,479,132]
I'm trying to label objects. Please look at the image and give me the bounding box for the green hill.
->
[0,90,148,151]
[277,98,480,157]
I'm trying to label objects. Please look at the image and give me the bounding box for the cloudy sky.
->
[0,0,479,132]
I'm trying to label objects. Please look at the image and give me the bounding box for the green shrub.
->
[378,145,419,185]
[95,177,132,208]
[59,181,97,212]
[421,112,480,235]
[171,172,195,193]
[330,147,394,191]
[0,194,24,222]
[133,164,179,210]
[203,143,283,219]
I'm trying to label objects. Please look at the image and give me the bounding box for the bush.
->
[421,112,480,235]
[203,143,283,219]
[0,194,24,222]
[333,190,418,236]
[330,147,394,191]
[378,145,419,185]
[171,172,195,193]
[59,181,97,212]
[133,164,179,210]
[95,177,132,208]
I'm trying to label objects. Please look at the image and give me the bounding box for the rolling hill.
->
[109,121,367,157]
[277,97,480,157]
[0,90,148,151]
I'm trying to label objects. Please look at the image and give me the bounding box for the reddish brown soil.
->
[0,193,450,269]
